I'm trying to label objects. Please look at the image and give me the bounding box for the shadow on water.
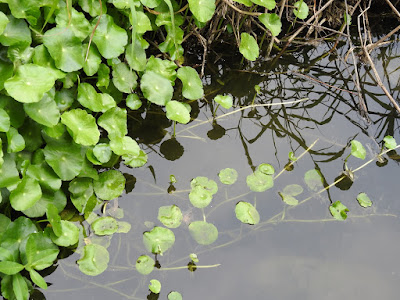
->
[42,34,400,299]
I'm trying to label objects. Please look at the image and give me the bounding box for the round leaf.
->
[383,135,397,150]
[187,0,215,22]
[246,170,273,192]
[351,140,366,160]
[143,226,175,255]
[93,170,125,200]
[329,201,349,221]
[258,163,275,175]
[92,143,112,163]
[149,279,161,294]
[189,186,213,208]
[357,192,372,208]
[136,255,155,275]
[112,62,138,93]
[214,95,233,109]
[50,220,79,247]
[140,71,173,106]
[190,176,218,194]
[61,109,100,146]
[166,100,190,124]
[10,177,42,211]
[293,1,309,20]
[23,91,60,127]
[235,201,260,225]
[158,205,183,228]
[239,33,259,61]
[78,244,109,276]
[97,107,127,139]
[188,221,218,245]
[177,66,204,100]
[218,168,238,185]
[77,83,116,112]
[168,291,183,300]
[259,13,282,36]
[279,193,298,206]
[92,217,118,235]
[126,94,142,110]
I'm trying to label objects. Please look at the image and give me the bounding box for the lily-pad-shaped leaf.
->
[304,169,323,191]
[61,109,100,146]
[293,1,309,19]
[145,56,177,83]
[140,71,173,106]
[92,217,118,235]
[279,193,298,206]
[258,163,275,175]
[351,140,366,160]
[112,62,138,93]
[0,261,24,275]
[109,136,140,156]
[97,107,127,139]
[43,27,84,72]
[26,162,62,192]
[126,94,142,110]
[158,205,183,228]
[214,94,233,109]
[282,184,303,196]
[32,45,66,79]
[149,279,161,294]
[189,185,213,208]
[0,154,20,188]
[177,66,204,100]
[56,6,91,41]
[10,177,42,211]
[93,170,125,201]
[6,127,25,153]
[50,220,79,247]
[188,221,218,245]
[251,0,276,9]
[22,189,67,218]
[4,64,58,103]
[123,150,148,168]
[188,0,215,22]
[259,13,282,36]
[136,255,155,275]
[357,192,372,208]
[239,33,259,61]
[77,83,116,113]
[166,100,190,124]
[92,143,112,163]
[126,41,147,72]
[0,15,31,46]
[83,43,101,76]
[235,201,260,225]
[191,176,218,194]
[79,0,107,17]
[0,108,10,132]
[143,226,175,255]
[24,91,60,127]
[329,200,349,221]
[218,168,238,185]
[46,203,62,237]
[97,64,110,88]
[78,244,109,276]
[92,14,128,59]
[246,170,273,192]
[168,291,183,300]
[23,231,59,270]
[383,135,397,150]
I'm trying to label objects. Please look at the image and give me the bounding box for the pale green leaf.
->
[140,71,173,106]
[177,66,204,100]
[61,109,100,146]
[259,13,282,36]
[239,33,259,61]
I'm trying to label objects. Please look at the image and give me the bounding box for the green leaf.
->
[46,203,62,237]
[61,109,100,146]
[56,6,91,41]
[0,12,9,35]
[43,27,84,72]
[218,168,238,185]
[149,279,161,294]
[93,170,125,200]
[26,162,61,192]
[259,13,282,36]
[239,33,259,61]
[0,261,24,275]
[351,140,366,160]
[168,291,183,300]
[140,71,173,106]
[83,44,102,76]
[92,14,128,59]
[383,135,397,150]
[329,201,349,221]
[293,1,309,20]
[50,220,79,247]
[6,127,25,153]
[23,232,59,270]
[191,176,218,194]
[246,170,273,192]
[123,150,148,168]
[79,0,107,17]
[4,64,58,103]
[188,221,218,245]
[109,136,140,156]
[251,0,276,9]
[29,269,47,290]
[235,201,260,225]
[136,255,155,275]
[258,163,275,175]
[77,83,116,112]
[0,154,20,188]
[92,217,118,235]
[23,91,60,127]
[78,244,109,276]
[233,0,252,6]
[145,56,177,83]
[10,177,42,211]
[92,143,112,163]
[177,66,204,100]
[158,205,183,228]
[214,95,233,109]
[12,273,29,300]
[189,177,218,208]
[0,61,13,91]
[55,88,75,112]
[188,0,215,22]
[140,0,161,8]
[304,169,323,191]
[112,63,138,93]
[0,108,11,132]
[143,226,175,255]
[166,100,191,124]
[357,192,372,208]
[126,41,147,72]
[279,193,298,206]
[0,15,31,46]
[126,94,142,110]
[32,45,66,79]
[97,64,110,88]
[97,107,127,139]
[23,190,67,218]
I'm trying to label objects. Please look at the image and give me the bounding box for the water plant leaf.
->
[92,217,119,235]
[239,33,259,61]
[29,269,47,290]
[293,1,309,20]
[0,12,9,35]
[92,143,112,163]
[0,261,24,275]
[83,43,101,76]
[143,226,175,255]
[78,83,116,112]
[187,0,215,22]
[0,154,20,188]
[168,291,183,300]
[112,62,138,93]
[78,244,109,276]
[93,170,125,200]
[235,201,260,225]
[214,95,233,109]
[56,6,91,41]
[282,184,303,196]
[4,64,58,103]
[12,273,29,300]
[23,91,60,127]
[123,150,148,168]
[279,193,298,206]
[188,221,218,245]
[329,201,349,221]
[383,135,397,150]
[158,205,183,228]
[6,127,25,153]
[259,13,282,36]
[10,177,42,211]
[0,109,10,132]
[351,140,366,160]
[189,253,199,262]
[126,41,147,72]
[233,0,252,6]
[191,176,218,194]
[177,66,204,100]
[126,94,142,110]
[251,0,276,9]
[218,168,238,185]
[136,255,155,275]
[97,107,127,139]
[46,204,62,237]
[97,64,110,88]
[92,14,128,59]
[166,100,191,124]
[258,163,275,175]
[23,231,59,270]
[246,170,273,192]
[50,220,79,247]
[61,109,100,146]
[43,27,84,72]
[0,15,31,46]
[140,71,173,106]
[288,151,297,161]
[189,185,213,208]
[149,279,161,294]
[146,56,177,83]
[357,192,372,208]
[304,169,323,191]
[109,136,140,156]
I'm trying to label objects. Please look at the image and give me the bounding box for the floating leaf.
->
[24,91,60,127]
[10,177,42,211]
[383,135,397,150]
[23,231,59,270]
[126,41,147,72]
[235,201,260,225]
[189,186,213,208]
[123,150,148,168]
[93,170,125,200]
[126,94,142,110]
[329,201,349,221]
[259,13,282,36]
[136,255,155,275]
[0,15,31,46]
[189,253,199,262]
[146,56,177,83]
[92,143,112,163]
[288,151,297,161]
[112,62,138,93]
[97,107,127,139]
[78,244,109,276]
[140,71,173,106]
[6,127,25,153]
[149,279,161,294]
[293,1,309,20]
[251,0,276,9]
[0,261,24,275]
[56,6,91,41]
[188,221,218,245]
[158,205,183,228]
[166,101,190,124]
[279,193,298,206]
[191,176,218,194]
[258,163,275,175]
[61,109,100,146]
[214,95,233,109]
[239,33,259,61]
[246,170,273,192]
[50,220,79,247]
[351,140,366,160]
[177,66,203,100]
[46,204,62,237]
[218,168,238,185]
[168,291,183,300]
[304,169,323,191]
[77,83,116,113]
[92,217,118,235]
[143,226,175,255]
[109,136,140,156]
[357,192,372,208]
[188,0,215,22]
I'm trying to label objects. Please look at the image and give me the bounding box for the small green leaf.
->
[77,83,116,112]
[235,201,260,225]
[351,140,366,160]
[92,217,118,235]
[79,0,107,17]
[158,205,183,228]
[189,253,199,262]
[140,71,173,106]
[29,269,47,290]
[112,62,138,93]
[93,170,125,200]
[109,136,140,156]
[239,33,259,61]
[166,100,191,124]
[83,44,102,76]
[218,168,238,185]
[357,192,372,208]
[177,66,204,100]
[246,170,273,192]
[259,13,282,36]
[143,226,175,255]
[10,177,42,211]
[0,15,31,46]
[146,56,177,83]
[92,143,112,163]
[188,0,215,22]
[0,261,24,275]
[168,291,183,300]
[6,127,25,153]
[251,0,276,9]
[288,151,297,161]
[12,273,29,300]
[0,154,20,188]
[126,41,147,72]
[258,163,275,175]
[136,255,155,275]
[214,95,233,109]
[0,108,10,132]
[304,169,324,191]
[78,244,109,276]
[126,94,142,110]
[50,220,79,247]
[383,135,397,150]
[24,91,60,127]
[188,221,218,245]
[279,193,298,206]
[293,1,309,20]
[97,107,127,139]
[46,203,62,237]
[56,6,91,41]
[61,109,100,146]
[329,201,349,221]
[149,279,161,294]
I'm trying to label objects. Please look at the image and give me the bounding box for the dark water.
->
[42,38,400,299]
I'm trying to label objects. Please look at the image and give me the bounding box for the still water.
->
[42,39,400,299]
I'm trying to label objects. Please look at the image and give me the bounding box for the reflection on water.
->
[44,35,400,300]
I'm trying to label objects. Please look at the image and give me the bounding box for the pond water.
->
[40,37,400,299]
